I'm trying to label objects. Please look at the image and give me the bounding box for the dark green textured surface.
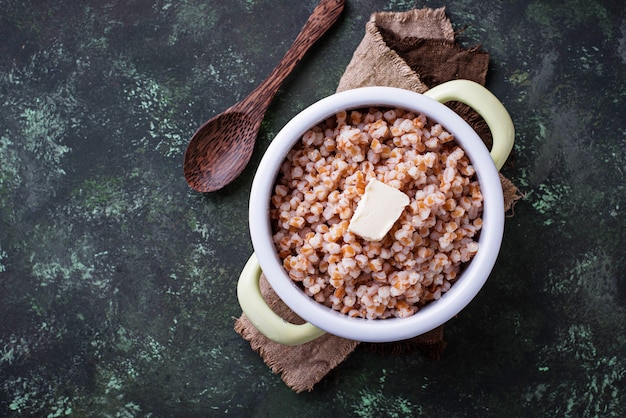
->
[1,0,625,416]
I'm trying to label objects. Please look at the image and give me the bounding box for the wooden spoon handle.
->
[238,0,345,116]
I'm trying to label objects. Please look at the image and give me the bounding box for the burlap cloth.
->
[235,7,520,393]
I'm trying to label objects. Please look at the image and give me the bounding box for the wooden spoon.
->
[184,0,345,192]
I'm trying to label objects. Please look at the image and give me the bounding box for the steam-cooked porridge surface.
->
[270,107,483,319]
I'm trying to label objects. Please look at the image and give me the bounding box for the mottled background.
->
[1,0,625,416]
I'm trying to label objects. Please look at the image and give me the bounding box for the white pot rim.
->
[249,86,505,342]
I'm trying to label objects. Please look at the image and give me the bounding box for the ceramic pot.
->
[238,80,514,345]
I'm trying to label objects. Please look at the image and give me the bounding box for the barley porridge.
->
[270,107,483,319]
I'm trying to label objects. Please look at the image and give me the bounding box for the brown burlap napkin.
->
[235,7,520,393]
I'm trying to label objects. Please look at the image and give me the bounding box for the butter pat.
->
[348,178,410,241]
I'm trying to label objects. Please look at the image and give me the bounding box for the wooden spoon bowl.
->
[184,111,258,193]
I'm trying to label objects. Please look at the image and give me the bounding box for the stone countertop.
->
[1,0,625,416]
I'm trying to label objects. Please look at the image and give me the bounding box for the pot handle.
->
[424,80,515,171]
[237,253,326,346]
